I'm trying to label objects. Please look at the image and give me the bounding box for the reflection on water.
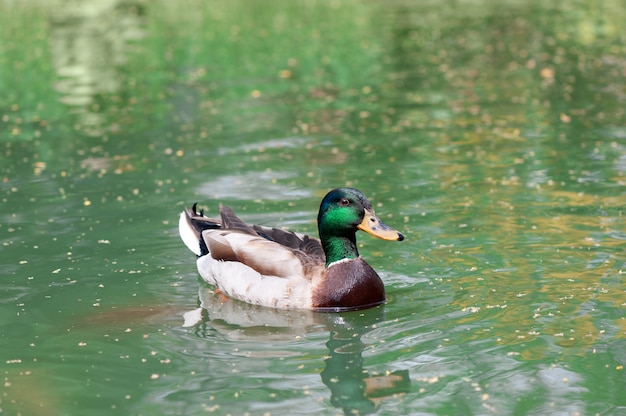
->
[185,285,410,414]
[2,0,626,414]
[322,314,410,415]
[48,0,145,134]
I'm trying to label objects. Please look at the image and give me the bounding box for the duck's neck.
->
[321,233,360,267]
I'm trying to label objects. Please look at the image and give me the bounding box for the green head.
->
[317,188,404,266]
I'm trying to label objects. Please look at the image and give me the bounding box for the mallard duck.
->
[179,188,404,311]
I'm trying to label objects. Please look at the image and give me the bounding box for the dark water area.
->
[1,1,625,415]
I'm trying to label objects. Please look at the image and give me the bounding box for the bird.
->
[178,187,404,311]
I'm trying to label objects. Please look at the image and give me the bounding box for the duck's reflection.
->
[187,285,410,414]
[322,313,410,414]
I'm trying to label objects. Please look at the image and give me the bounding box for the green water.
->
[1,0,625,415]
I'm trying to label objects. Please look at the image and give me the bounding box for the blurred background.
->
[1,0,625,414]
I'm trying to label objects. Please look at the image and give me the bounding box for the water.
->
[1,0,625,415]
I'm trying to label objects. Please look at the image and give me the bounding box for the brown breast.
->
[312,258,385,312]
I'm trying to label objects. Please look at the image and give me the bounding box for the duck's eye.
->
[339,198,350,206]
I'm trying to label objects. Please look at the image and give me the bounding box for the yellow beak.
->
[357,209,405,241]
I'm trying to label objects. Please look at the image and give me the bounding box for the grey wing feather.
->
[204,205,326,270]
[220,206,256,234]
[220,205,324,260]
[252,225,325,261]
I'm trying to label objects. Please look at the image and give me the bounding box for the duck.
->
[178,187,404,311]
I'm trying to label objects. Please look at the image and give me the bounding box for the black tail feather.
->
[183,204,222,257]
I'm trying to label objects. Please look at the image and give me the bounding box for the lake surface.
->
[1,0,625,415]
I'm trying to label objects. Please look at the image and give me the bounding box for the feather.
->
[204,232,238,261]
[179,210,202,256]
[178,187,403,311]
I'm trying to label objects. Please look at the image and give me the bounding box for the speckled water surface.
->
[1,1,625,415]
